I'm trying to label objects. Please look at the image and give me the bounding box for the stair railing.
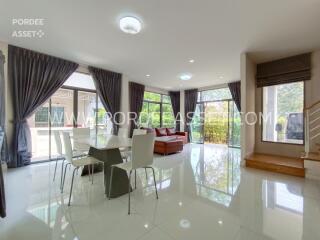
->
[304,100,320,154]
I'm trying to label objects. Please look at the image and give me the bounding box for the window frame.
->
[141,91,175,128]
[261,81,306,146]
[30,71,108,164]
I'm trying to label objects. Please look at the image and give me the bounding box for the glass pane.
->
[63,72,96,90]
[191,104,204,143]
[162,95,171,104]
[200,88,232,102]
[144,91,161,102]
[27,100,50,162]
[204,101,229,144]
[50,89,74,157]
[77,91,97,135]
[149,103,161,128]
[97,97,109,135]
[262,82,304,144]
[139,102,149,128]
[162,103,175,128]
[229,102,241,147]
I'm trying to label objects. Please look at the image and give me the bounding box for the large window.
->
[27,72,108,162]
[191,88,240,147]
[139,92,175,128]
[262,81,304,144]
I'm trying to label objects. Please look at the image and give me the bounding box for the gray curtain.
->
[184,89,198,142]
[8,45,78,167]
[88,66,122,135]
[169,91,180,131]
[129,82,145,137]
[228,81,241,112]
[0,51,8,164]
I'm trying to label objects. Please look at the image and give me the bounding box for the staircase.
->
[301,101,320,179]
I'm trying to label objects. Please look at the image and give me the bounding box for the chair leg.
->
[145,168,148,182]
[53,157,58,181]
[128,170,132,215]
[60,159,65,190]
[108,166,114,200]
[68,167,78,206]
[134,169,137,189]
[149,167,158,199]
[61,163,70,193]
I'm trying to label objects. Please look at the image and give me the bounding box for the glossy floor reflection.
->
[1,144,320,240]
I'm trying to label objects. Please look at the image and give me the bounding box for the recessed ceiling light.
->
[146,74,151,78]
[189,59,195,63]
[119,16,142,34]
[179,73,193,81]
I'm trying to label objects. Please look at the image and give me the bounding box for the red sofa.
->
[141,127,188,144]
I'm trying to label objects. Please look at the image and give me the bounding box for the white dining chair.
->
[132,129,147,136]
[53,131,86,189]
[73,128,90,153]
[108,134,158,215]
[61,132,104,206]
[118,127,130,162]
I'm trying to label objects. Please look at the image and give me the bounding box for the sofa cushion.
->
[155,128,167,137]
[166,128,176,136]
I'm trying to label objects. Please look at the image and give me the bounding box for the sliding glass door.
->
[28,72,109,163]
[190,88,240,148]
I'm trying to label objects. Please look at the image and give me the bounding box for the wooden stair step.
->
[301,152,320,162]
[245,153,305,177]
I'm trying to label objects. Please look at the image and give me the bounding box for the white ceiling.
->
[0,0,320,90]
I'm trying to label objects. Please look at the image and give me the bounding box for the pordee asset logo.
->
[12,18,45,38]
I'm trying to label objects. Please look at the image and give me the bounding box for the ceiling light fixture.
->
[219,76,224,79]
[146,74,151,78]
[119,16,142,34]
[179,73,193,81]
[189,59,195,63]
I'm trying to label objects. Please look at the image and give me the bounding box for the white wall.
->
[0,41,13,149]
[240,53,256,164]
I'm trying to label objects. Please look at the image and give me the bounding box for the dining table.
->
[74,134,132,198]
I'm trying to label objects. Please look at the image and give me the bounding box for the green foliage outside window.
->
[139,92,175,128]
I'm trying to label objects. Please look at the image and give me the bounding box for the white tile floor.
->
[1,144,320,240]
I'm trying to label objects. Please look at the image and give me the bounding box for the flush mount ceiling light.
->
[119,16,142,34]
[179,73,193,81]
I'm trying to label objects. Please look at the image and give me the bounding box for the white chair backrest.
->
[62,132,73,164]
[53,131,63,155]
[118,128,128,138]
[132,129,147,136]
[131,134,155,169]
[73,128,90,137]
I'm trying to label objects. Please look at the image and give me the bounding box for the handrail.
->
[305,100,320,110]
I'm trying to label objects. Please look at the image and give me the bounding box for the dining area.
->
[52,127,158,214]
